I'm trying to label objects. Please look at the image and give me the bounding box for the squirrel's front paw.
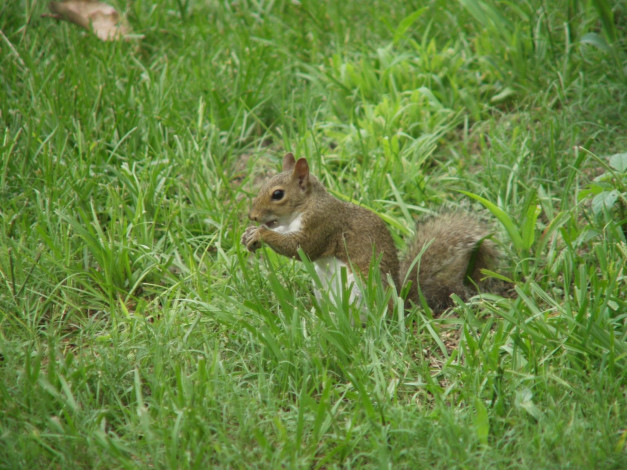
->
[241,226,262,252]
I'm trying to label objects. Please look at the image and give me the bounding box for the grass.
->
[1,0,626,468]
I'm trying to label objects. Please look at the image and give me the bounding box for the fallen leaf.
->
[48,1,130,41]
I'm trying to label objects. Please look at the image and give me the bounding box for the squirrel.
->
[241,153,501,313]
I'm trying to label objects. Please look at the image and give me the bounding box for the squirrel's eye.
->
[271,189,284,201]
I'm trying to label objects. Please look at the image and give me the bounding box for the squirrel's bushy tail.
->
[400,213,500,312]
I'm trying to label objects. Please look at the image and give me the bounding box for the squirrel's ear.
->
[293,158,310,189]
[282,153,296,171]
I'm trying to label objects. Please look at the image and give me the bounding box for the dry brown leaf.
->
[48,1,130,41]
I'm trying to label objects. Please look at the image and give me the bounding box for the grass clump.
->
[1,0,625,468]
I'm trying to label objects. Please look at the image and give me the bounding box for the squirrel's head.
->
[248,153,313,228]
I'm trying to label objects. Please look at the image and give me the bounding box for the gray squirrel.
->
[241,153,500,312]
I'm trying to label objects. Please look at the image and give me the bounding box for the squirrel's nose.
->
[248,211,258,222]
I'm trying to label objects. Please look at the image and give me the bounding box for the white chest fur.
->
[313,257,361,306]
[270,213,303,234]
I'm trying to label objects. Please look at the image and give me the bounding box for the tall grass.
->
[1,0,625,468]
